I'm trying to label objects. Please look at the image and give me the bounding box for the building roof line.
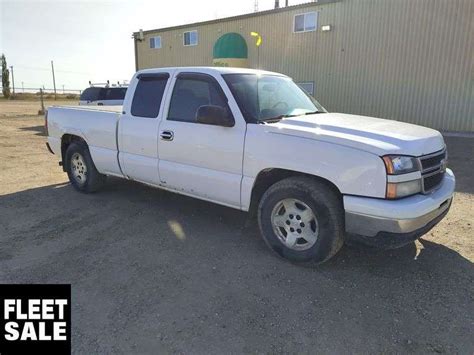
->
[134,0,339,36]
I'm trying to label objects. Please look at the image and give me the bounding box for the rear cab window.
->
[131,73,170,118]
[80,87,103,102]
[103,88,127,101]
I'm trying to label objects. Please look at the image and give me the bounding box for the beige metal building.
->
[134,0,473,132]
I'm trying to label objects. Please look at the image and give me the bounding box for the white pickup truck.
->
[45,67,455,264]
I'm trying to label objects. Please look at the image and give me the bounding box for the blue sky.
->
[1,0,308,92]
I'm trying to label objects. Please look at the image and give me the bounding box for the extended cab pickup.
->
[45,67,455,263]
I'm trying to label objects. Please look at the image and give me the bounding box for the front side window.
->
[294,12,318,33]
[168,75,228,123]
[150,36,162,49]
[183,30,198,46]
[131,74,169,118]
[223,74,325,123]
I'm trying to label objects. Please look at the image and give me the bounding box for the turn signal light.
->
[386,183,398,199]
[386,180,422,199]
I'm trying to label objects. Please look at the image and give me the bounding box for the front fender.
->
[241,125,386,210]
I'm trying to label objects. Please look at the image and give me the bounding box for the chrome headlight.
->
[382,155,422,199]
[382,156,419,175]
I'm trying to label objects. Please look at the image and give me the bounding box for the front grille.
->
[419,148,446,193]
[423,171,444,191]
[420,150,446,172]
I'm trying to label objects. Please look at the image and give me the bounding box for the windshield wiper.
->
[303,110,325,115]
[258,114,299,124]
[258,111,325,123]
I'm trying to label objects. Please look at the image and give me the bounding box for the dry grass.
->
[0,98,78,117]
[2,92,79,101]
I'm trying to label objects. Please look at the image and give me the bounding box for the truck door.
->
[157,72,246,209]
[118,72,171,185]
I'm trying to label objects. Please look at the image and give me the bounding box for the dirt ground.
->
[1,100,473,354]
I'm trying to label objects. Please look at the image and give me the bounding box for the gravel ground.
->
[1,100,473,354]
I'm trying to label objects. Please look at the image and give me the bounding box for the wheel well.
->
[61,134,86,171]
[248,168,342,216]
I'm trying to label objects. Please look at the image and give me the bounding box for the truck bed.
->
[47,105,123,176]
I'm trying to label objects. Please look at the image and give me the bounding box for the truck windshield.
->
[223,74,326,123]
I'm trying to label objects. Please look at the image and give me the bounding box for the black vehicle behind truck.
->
[79,86,127,106]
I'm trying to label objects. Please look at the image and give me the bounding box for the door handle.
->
[160,130,174,141]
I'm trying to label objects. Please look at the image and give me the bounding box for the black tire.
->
[257,176,344,264]
[65,141,106,193]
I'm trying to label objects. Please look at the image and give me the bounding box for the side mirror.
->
[196,105,235,127]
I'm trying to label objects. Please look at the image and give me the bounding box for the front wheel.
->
[65,141,106,193]
[258,177,344,264]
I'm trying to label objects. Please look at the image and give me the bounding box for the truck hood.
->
[267,112,445,156]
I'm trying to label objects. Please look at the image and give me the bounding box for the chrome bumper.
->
[345,197,451,237]
[344,169,455,238]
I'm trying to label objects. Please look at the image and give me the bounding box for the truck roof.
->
[135,66,287,77]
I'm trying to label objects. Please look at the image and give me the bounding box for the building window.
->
[296,82,315,95]
[149,36,162,49]
[294,12,318,33]
[183,30,198,46]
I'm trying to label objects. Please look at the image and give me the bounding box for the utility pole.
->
[51,60,57,100]
[22,81,24,93]
[39,88,45,115]
[10,66,15,96]
[62,84,65,94]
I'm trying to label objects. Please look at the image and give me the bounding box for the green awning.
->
[213,33,248,59]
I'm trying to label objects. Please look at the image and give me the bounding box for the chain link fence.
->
[4,87,83,115]
[9,87,82,99]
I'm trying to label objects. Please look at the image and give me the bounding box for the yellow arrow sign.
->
[251,32,262,47]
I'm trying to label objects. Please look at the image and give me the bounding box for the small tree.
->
[2,54,11,98]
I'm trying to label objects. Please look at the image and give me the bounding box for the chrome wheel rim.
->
[271,198,319,251]
[71,152,87,185]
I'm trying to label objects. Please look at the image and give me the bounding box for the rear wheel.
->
[258,177,344,264]
[65,141,106,193]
